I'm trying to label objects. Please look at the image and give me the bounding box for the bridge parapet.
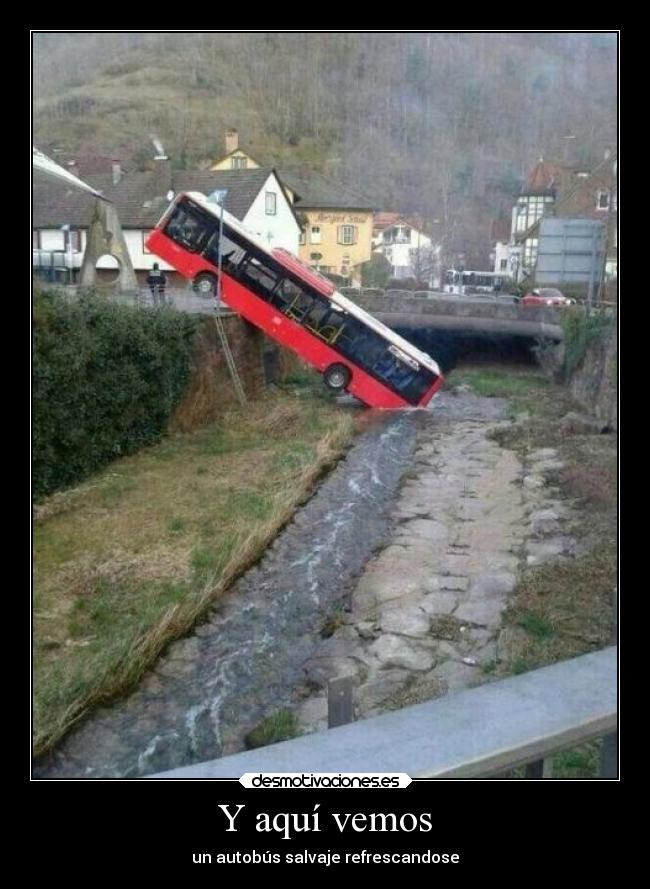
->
[356,293,564,324]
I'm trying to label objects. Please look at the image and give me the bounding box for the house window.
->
[597,190,610,210]
[523,237,539,267]
[338,225,357,245]
[142,230,153,254]
[231,156,247,170]
[310,226,322,244]
[265,192,277,215]
[33,230,40,249]
[65,229,82,252]
[299,230,306,245]
[516,196,551,232]
[500,259,508,271]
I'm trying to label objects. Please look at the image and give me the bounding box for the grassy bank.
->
[33,382,354,758]
[448,364,617,778]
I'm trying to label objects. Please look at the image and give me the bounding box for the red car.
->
[520,287,575,307]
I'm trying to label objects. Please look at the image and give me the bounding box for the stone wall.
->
[169,314,268,433]
[569,313,618,430]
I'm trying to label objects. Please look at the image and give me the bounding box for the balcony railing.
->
[33,249,83,270]
[382,235,411,245]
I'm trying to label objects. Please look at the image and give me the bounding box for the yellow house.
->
[210,129,261,171]
[280,171,375,285]
[210,132,375,284]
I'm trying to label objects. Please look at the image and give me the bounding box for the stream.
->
[35,386,572,779]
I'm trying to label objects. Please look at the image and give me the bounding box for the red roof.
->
[271,248,335,296]
[525,159,565,195]
[373,212,402,230]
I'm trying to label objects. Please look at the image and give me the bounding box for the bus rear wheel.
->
[194,273,217,296]
[324,363,351,391]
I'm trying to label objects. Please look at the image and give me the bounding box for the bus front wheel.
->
[324,363,351,391]
[194,273,218,296]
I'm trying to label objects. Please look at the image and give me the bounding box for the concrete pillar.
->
[79,199,138,292]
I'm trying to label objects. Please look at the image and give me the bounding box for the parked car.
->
[520,287,575,307]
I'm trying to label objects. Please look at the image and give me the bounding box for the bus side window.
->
[274,278,303,310]
[204,231,246,273]
[317,310,346,344]
[241,257,279,298]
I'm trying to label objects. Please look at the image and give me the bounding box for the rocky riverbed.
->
[35,388,578,779]
[294,390,578,731]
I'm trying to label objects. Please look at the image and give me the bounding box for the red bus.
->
[145,192,443,409]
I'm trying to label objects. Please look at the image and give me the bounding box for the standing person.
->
[146,263,167,307]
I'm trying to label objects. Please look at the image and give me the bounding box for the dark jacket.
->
[146,270,167,289]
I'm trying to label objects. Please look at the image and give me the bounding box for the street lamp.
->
[207,188,229,309]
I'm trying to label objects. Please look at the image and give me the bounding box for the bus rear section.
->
[146,194,443,409]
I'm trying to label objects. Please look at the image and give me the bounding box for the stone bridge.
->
[352,292,565,342]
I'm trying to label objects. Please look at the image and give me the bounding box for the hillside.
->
[33,32,617,265]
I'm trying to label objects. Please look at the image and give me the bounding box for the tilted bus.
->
[146,192,443,409]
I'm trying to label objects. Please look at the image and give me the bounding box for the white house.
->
[33,157,301,287]
[372,215,441,288]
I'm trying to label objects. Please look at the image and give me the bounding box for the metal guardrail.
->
[147,647,617,779]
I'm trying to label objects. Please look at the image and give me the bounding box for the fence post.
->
[524,759,553,779]
[328,676,354,728]
[600,734,618,779]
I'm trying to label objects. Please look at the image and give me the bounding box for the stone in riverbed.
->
[378,605,431,638]
[355,668,411,711]
[419,593,459,616]
[356,621,379,641]
[530,509,562,536]
[526,537,574,565]
[468,572,516,598]
[302,656,366,689]
[368,634,435,672]
[454,599,504,628]
[431,658,480,692]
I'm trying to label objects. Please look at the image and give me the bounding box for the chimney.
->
[112,159,122,185]
[67,160,79,179]
[225,128,239,155]
[152,155,172,199]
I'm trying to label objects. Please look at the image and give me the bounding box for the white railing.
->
[33,249,83,270]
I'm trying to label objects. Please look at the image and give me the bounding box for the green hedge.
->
[33,289,198,499]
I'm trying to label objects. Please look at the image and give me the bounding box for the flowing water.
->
[36,387,567,781]
[36,407,421,778]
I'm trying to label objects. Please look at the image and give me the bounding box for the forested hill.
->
[33,32,616,264]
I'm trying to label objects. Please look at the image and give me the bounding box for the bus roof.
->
[271,247,336,297]
[328,290,441,376]
[178,191,440,377]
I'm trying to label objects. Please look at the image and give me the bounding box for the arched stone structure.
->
[79,199,138,291]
